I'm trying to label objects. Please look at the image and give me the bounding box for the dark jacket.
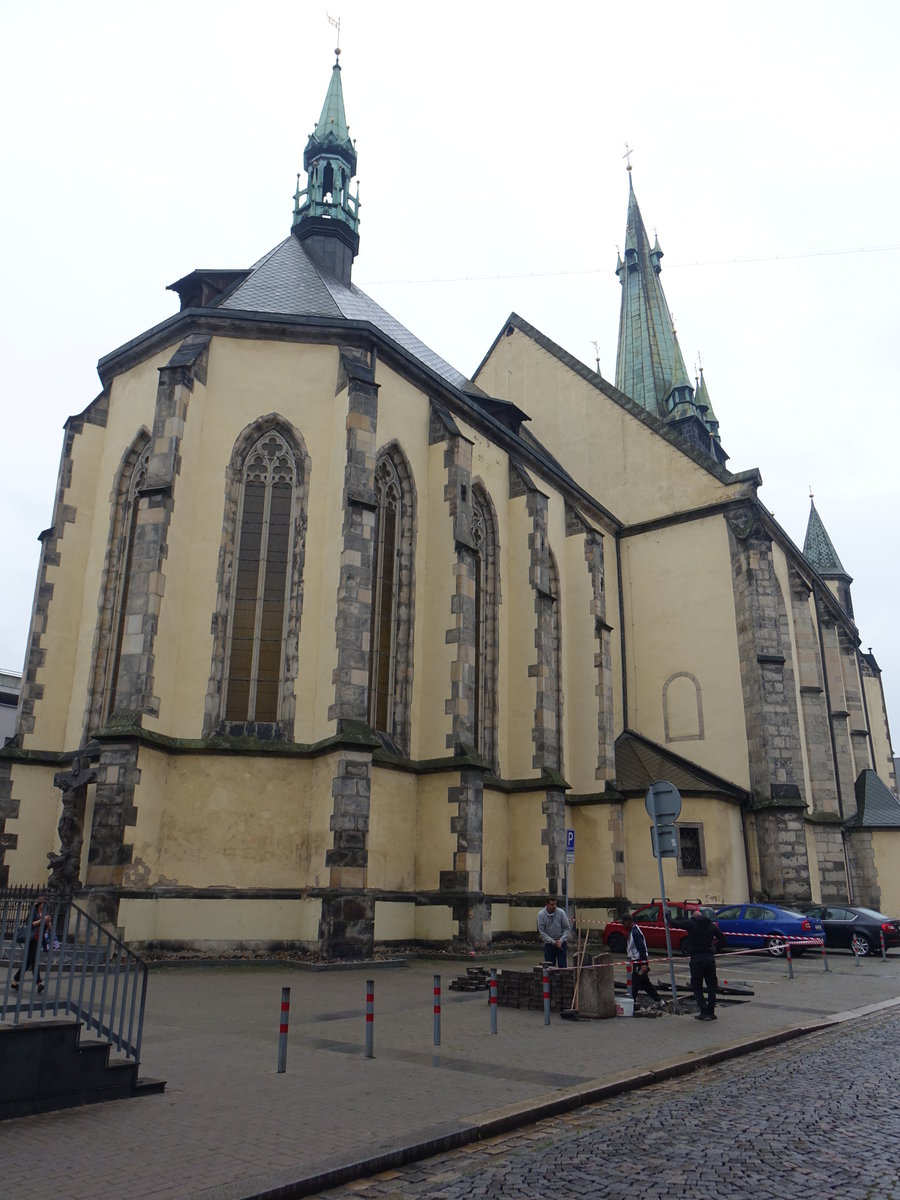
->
[683,913,725,957]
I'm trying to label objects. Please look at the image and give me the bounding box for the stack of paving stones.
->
[494,966,575,1011]
[448,967,490,992]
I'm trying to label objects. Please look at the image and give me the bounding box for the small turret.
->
[803,495,854,618]
[292,48,360,284]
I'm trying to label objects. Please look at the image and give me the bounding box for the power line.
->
[359,242,900,287]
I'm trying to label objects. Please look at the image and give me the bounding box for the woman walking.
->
[13,896,52,993]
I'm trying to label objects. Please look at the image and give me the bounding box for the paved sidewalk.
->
[2,949,899,1200]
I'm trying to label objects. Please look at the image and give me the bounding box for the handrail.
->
[0,888,148,1062]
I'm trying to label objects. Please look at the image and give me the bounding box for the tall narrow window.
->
[368,448,415,752]
[85,433,151,736]
[472,484,499,771]
[224,433,297,723]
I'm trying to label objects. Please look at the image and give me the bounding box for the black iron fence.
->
[0,885,148,1062]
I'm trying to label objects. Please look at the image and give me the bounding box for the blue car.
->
[714,903,825,956]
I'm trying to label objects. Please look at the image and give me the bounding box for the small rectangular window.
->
[676,823,706,876]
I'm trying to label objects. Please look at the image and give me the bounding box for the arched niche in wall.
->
[662,671,704,743]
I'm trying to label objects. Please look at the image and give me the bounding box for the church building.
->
[1,53,897,954]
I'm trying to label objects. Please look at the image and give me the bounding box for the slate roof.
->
[217,236,470,391]
[849,770,900,828]
[614,730,749,801]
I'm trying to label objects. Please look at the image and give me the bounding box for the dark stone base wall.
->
[318,892,376,959]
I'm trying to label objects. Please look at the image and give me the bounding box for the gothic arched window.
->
[225,433,297,723]
[84,432,151,736]
[368,447,415,752]
[472,484,500,771]
[205,418,309,739]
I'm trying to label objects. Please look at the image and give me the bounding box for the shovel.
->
[560,926,589,1021]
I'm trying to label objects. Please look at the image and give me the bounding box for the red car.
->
[603,898,713,955]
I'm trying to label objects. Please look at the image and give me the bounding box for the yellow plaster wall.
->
[144,338,345,743]
[118,896,321,945]
[482,788,510,895]
[873,833,900,915]
[622,515,749,788]
[373,900,455,942]
[122,746,335,889]
[506,793,547,894]
[622,797,747,905]
[414,773,456,890]
[6,764,61,884]
[566,806,615,900]
[474,329,747,526]
[368,766,418,891]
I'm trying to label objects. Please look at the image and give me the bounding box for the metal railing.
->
[1,886,148,1062]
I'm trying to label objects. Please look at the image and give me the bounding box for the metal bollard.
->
[542,965,550,1025]
[433,974,441,1046]
[489,967,498,1034]
[821,938,830,973]
[365,979,374,1058]
[786,941,794,979]
[854,939,862,965]
[277,986,290,1073]
[881,930,887,961]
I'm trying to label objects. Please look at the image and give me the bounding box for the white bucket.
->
[615,996,634,1017]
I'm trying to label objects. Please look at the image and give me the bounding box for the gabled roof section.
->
[474,313,755,487]
[614,730,749,801]
[803,498,849,578]
[849,770,900,828]
[217,236,470,390]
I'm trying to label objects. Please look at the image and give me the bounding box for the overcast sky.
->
[2,1,898,748]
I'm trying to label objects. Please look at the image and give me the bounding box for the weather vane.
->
[623,142,634,171]
[809,484,814,500]
[327,11,341,54]
[590,340,602,377]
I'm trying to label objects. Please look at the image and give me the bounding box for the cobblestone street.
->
[314,1008,900,1200]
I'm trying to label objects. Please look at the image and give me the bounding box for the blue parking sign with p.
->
[566,829,575,856]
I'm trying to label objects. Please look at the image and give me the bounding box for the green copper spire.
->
[292,49,360,284]
[615,175,727,463]
[803,496,854,617]
[615,176,684,418]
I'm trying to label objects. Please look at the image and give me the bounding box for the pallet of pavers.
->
[494,967,574,1011]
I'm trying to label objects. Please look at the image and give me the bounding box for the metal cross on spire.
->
[623,142,634,172]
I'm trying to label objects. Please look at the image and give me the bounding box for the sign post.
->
[645,781,682,1004]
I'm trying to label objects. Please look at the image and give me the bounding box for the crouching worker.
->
[537,896,570,968]
[621,913,663,1008]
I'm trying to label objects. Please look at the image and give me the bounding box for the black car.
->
[803,905,900,956]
